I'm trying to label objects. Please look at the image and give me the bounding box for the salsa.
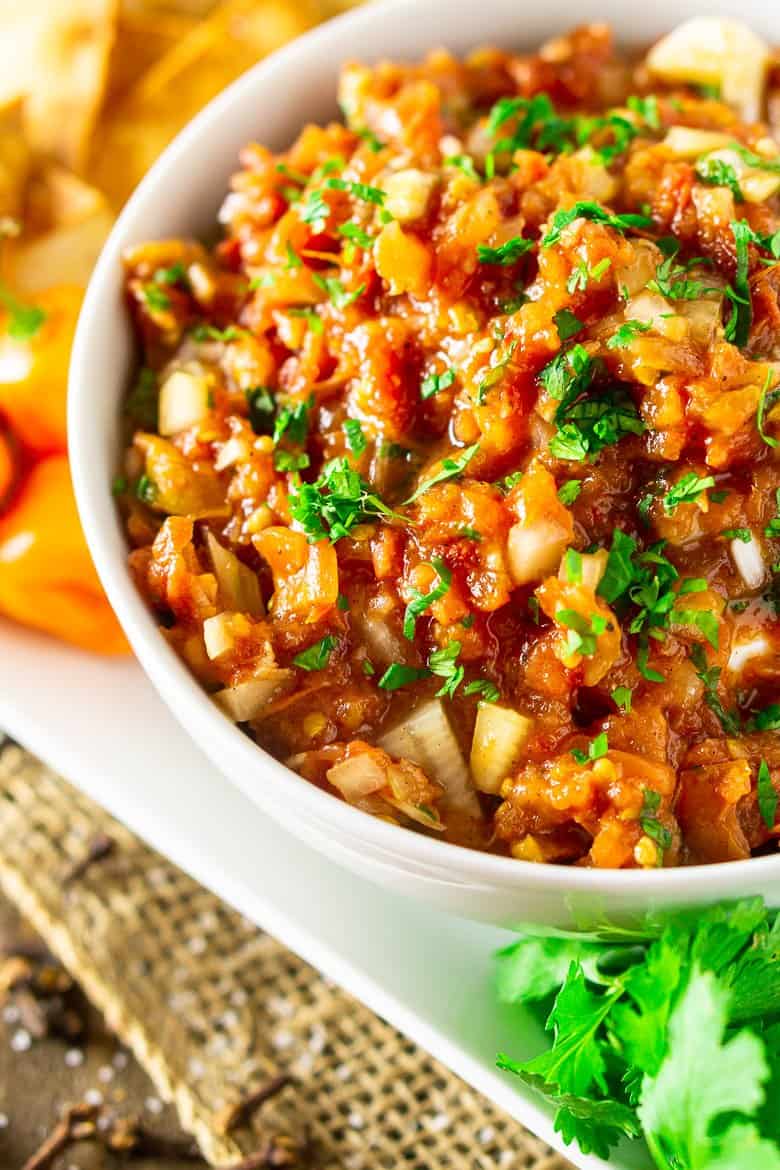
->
[120,21,780,869]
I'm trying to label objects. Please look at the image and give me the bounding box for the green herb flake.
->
[724,220,753,348]
[421,368,456,401]
[757,369,780,449]
[554,309,584,341]
[663,472,715,513]
[405,444,480,504]
[403,558,452,640]
[557,480,582,506]
[477,236,534,265]
[377,663,431,691]
[427,641,464,699]
[293,635,336,671]
[611,685,633,713]
[695,156,745,201]
[289,457,405,543]
[343,418,367,455]
[142,284,171,312]
[607,320,651,349]
[464,679,500,703]
[126,367,159,429]
[135,474,157,505]
[758,759,778,830]
[571,732,609,765]
[542,202,652,249]
[722,527,752,543]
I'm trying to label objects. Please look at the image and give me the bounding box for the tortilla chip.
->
[87,0,317,209]
[8,166,114,292]
[0,0,118,172]
[0,100,30,222]
[106,10,200,101]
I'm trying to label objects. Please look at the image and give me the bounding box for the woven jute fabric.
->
[0,743,572,1169]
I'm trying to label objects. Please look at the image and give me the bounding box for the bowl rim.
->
[69,0,780,897]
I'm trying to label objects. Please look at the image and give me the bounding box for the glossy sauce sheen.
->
[121,24,780,869]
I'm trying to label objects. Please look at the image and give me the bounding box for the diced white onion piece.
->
[470,703,533,794]
[213,670,293,722]
[728,634,770,674]
[158,368,212,436]
[613,241,660,297]
[507,520,570,587]
[731,534,767,590]
[647,19,770,123]
[327,755,387,800]
[206,532,264,616]
[214,435,250,471]
[378,699,480,819]
[678,297,723,345]
[662,127,733,159]
[203,612,237,660]
[383,168,438,222]
[627,291,673,326]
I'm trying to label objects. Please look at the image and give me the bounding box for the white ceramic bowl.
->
[70,0,780,930]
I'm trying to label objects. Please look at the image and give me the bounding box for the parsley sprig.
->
[0,280,47,340]
[289,458,405,542]
[496,897,780,1166]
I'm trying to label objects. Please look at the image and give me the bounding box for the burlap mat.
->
[0,743,572,1169]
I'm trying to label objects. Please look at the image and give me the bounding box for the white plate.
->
[0,619,649,1170]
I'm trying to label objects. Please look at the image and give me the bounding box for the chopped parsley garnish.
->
[336,593,349,611]
[153,262,189,287]
[598,532,718,680]
[246,386,275,434]
[553,309,584,341]
[550,387,645,463]
[428,641,464,699]
[640,788,672,853]
[136,474,157,504]
[477,236,534,265]
[0,281,47,341]
[563,548,583,583]
[567,257,611,294]
[571,732,609,764]
[757,369,780,449]
[607,319,651,349]
[542,202,652,248]
[288,308,324,335]
[362,658,375,676]
[421,368,456,400]
[724,220,753,347]
[141,284,171,312]
[695,157,744,201]
[325,177,386,205]
[749,703,780,732]
[313,273,365,309]
[626,94,660,130]
[355,126,384,153]
[690,642,741,735]
[338,222,373,248]
[464,679,500,703]
[731,143,780,175]
[722,527,752,542]
[111,475,127,496]
[459,526,481,541]
[557,479,582,505]
[765,489,780,539]
[377,663,430,691]
[299,189,330,231]
[404,443,479,504]
[192,324,246,342]
[557,608,611,658]
[611,685,633,713]
[445,153,482,181]
[540,343,594,403]
[293,635,336,671]
[343,418,367,455]
[647,244,715,301]
[284,241,302,269]
[662,472,715,513]
[274,450,310,472]
[757,759,778,830]
[289,457,405,542]
[273,397,311,446]
[403,558,452,640]
[125,367,159,429]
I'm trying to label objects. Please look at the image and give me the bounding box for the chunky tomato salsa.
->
[120,21,780,868]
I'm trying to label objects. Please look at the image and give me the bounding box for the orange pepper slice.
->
[0,453,128,654]
[0,284,82,456]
